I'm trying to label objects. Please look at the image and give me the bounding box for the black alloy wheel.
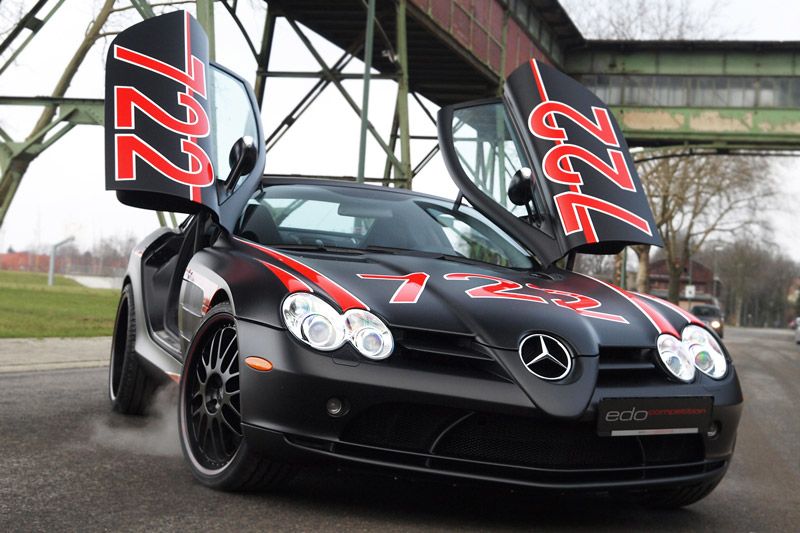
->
[186,318,242,469]
[179,302,294,491]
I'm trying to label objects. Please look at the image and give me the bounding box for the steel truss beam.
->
[0,0,67,78]
[0,0,446,232]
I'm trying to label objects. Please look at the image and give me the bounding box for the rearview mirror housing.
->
[224,136,258,193]
[507,167,534,206]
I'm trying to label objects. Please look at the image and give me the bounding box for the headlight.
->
[682,325,727,379]
[710,320,721,329]
[344,309,394,360]
[283,293,345,351]
[656,334,696,382]
[282,293,394,359]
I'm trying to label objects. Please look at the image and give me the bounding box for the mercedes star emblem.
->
[519,334,573,381]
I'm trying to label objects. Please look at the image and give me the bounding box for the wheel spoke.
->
[221,407,242,436]
[220,334,237,375]
[203,416,214,455]
[216,418,229,456]
[195,365,206,386]
[201,343,211,368]
[212,418,225,460]
[209,331,219,370]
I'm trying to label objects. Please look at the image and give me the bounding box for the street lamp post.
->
[712,245,723,301]
[48,236,74,286]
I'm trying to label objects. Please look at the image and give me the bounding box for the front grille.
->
[340,403,469,452]
[435,414,642,468]
[389,328,513,383]
[597,347,666,385]
[339,403,705,470]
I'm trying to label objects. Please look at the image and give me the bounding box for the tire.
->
[178,303,294,491]
[109,283,157,414]
[628,478,722,509]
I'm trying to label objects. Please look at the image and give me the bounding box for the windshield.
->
[235,184,535,269]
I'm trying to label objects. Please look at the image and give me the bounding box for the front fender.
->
[179,238,289,353]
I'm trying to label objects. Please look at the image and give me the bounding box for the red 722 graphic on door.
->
[112,12,214,197]
[527,59,653,242]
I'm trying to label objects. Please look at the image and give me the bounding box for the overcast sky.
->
[0,0,798,259]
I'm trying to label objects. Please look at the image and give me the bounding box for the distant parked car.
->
[690,305,724,338]
[793,317,800,344]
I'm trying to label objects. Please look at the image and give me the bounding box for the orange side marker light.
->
[244,356,273,372]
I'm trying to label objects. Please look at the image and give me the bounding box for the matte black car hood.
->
[237,243,689,354]
[234,241,697,418]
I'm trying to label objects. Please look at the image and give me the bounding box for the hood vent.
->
[390,328,512,383]
[597,346,664,385]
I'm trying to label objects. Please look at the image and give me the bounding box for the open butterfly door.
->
[105,11,265,231]
[438,59,662,267]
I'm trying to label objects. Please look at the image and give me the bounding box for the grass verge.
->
[0,270,119,338]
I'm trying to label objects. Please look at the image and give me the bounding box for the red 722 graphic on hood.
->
[357,272,627,324]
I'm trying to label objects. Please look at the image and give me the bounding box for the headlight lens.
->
[283,293,345,351]
[656,334,696,382]
[682,325,727,379]
[282,293,394,359]
[344,309,394,360]
[710,320,721,329]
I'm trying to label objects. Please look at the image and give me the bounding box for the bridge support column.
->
[396,0,412,188]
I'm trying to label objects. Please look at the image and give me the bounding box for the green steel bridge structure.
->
[1,0,799,225]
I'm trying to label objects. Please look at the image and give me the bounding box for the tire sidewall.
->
[109,284,134,407]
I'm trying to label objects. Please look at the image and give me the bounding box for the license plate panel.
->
[597,397,713,437]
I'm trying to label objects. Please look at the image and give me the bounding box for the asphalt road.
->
[1,327,798,532]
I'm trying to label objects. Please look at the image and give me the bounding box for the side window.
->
[210,66,258,186]
[451,102,531,218]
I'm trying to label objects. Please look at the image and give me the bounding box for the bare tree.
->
[564,0,753,296]
[0,0,192,228]
[707,239,799,326]
[575,253,615,280]
[562,0,734,41]
[639,151,774,302]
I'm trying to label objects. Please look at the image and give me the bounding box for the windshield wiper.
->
[361,245,401,255]
[273,244,362,254]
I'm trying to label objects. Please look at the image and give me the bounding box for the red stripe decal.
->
[258,260,313,293]
[236,237,368,311]
[636,292,703,327]
[575,273,679,337]
[185,12,201,204]
[628,293,680,337]
[357,273,430,304]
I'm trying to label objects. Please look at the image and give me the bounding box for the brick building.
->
[648,259,721,310]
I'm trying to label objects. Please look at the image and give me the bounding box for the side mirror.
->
[507,167,533,206]
[224,136,258,193]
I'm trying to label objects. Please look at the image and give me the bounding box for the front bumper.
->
[237,320,742,491]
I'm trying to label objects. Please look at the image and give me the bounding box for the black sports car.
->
[105,13,741,506]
